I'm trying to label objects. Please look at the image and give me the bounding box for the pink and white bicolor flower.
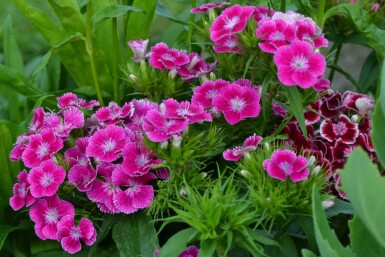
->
[223,134,263,161]
[9,170,36,211]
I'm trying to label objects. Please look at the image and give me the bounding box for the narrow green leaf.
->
[358,51,379,94]
[302,249,318,257]
[155,2,188,25]
[158,228,197,257]
[0,124,18,199]
[3,15,23,73]
[32,51,52,80]
[51,32,86,51]
[349,216,385,257]
[279,235,298,257]
[112,213,157,257]
[198,239,217,257]
[340,148,385,249]
[328,63,359,88]
[372,100,385,168]
[284,87,307,137]
[92,5,142,29]
[312,184,356,257]
[379,60,385,124]
[0,225,16,251]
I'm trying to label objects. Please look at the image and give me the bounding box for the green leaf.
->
[301,249,318,257]
[328,63,359,88]
[284,87,307,138]
[379,60,385,126]
[279,235,298,257]
[340,148,385,249]
[372,100,385,168]
[198,239,217,257]
[31,51,52,80]
[358,50,379,94]
[112,213,157,257]
[312,184,356,257]
[325,199,354,217]
[349,216,385,257]
[0,225,16,251]
[92,5,143,29]
[3,15,23,73]
[158,228,197,257]
[155,1,188,25]
[293,0,316,21]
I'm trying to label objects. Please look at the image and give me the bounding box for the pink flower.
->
[210,5,255,41]
[256,19,296,53]
[10,134,30,161]
[371,3,380,12]
[253,5,275,23]
[274,40,326,88]
[223,134,262,161]
[95,102,134,124]
[213,84,261,125]
[29,107,45,132]
[44,108,84,138]
[29,195,75,240]
[179,246,199,257]
[127,99,158,131]
[320,115,359,144]
[9,170,35,211]
[149,43,189,70]
[263,149,310,182]
[191,2,230,13]
[28,160,66,198]
[22,129,63,168]
[271,101,288,118]
[86,163,121,213]
[128,39,149,62]
[86,125,127,162]
[122,142,162,177]
[313,76,330,92]
[68,164,97,192]
[64,137,90,168]
[57,93,99,110]
[162,99,212,123]
[142,110,188,142]
[212,34,243,53]
[57,216,97,254]
[177,53,217,81]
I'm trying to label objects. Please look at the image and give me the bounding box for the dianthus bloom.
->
[9,170,35,211]
[274,40,326,88]
[57,93,99,110]
[191,2,230,13]
[263,149,310,182]
[223,134,262,161]
[213,84,261,125]
[149,43,189,70]
[128,39,149,62]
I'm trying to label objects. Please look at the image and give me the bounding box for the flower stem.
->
[86,2,104,106]
[317,0,326,29]
[112,0,120,103]
[328,39,343,83]
[187,0,197,52]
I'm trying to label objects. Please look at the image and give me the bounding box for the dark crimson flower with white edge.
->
[263,149,310,182]
[86,125,127,162]
[57,93,99,110]
[274,40,326,88]
[320,115,359,144]
[28,160,66,198]
[304,100,321,125]
[342,91,374,116]
[56,215,97,254]
[213,83,261,125]
[333,173,347,200]
[122,142,162,177]
[223,134,262,161]
[22,129,63,168]
[149,43,189,70]
[9,170,35,211]
[256,19,296,53]
[191,2,230,13]
[319,91,345,119]
[282,121,312,151]
[162,98,212,123]
[29,195,75,240]
[192,79,230,108]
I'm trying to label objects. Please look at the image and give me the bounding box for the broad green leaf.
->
[88,214,119,257]
[325,199,354,217]
[358,50,379,94]
[125,0,157,58]
[379,61,385,126]
[340,148,385,249]
[312,184,356,257]
[0,225,15,251]
[299,216,317,253]
[31,51,52,80]
[372,100,385,168]
[30,240,60,255]
[112,213,157,257]
[349,216,385,257]
[155,2,188,25]
[51,32,86,51]
[92,5,142,28]
[198,239,217,257]
[47,0,85,33]
[158,228,197,257]
[3,16,23,73]
[279,235,298,257]
[302,249,318,257]
[284,87,307,138]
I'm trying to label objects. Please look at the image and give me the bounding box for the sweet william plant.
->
[1,0,384,257]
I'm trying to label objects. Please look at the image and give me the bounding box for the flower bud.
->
[312,165,321,175]
[240,169,251,178]
[307,155,316,166]
[355,97,374,116]
[322,199,335,209]
[180,188,187,196]
[351,114,359,123]
[129,74,137,81]
[160,140,169,149]
[264,142,270,151]
[172,134,183,148]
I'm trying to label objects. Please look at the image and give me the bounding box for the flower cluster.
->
[279,90,375,198]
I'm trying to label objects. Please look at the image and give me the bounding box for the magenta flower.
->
[149,43,189,70]
[271,101,288,118]
[313,76,330,92]
[57,93,99,110]
[64,137,90,168]
[253,5,275,23]
[57,215,97,254]
[142,109,188,142]
[213,84,261,125]
[29,107,45,132]
[223,134,262,161]
[179,246,200,257]
[10,134,30,161]
[68,164,97,192]
[44,108,84,138]
[191,79,230,108]
[128,39,149,62]
[191,2,230,13]
[122,142,162,177]
[176,53,217,81]
[274,40,326,88]
[212,34,242,53]
[29,195,75,240]
[320,115,359,144]
[263,150,310,182]
[210,5,255,41]
[162,99,212,123]
[27,160,66,198]
[9,170,35,211]
[22,129,63,168]
[86,125,127,162]
[256,19,295,53]
[95,102,134,124]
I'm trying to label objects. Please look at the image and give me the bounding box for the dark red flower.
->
[320,115,359,144]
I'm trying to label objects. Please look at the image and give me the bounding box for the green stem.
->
[86,2,104,106]
[317,0,326,28]
[187,0,196,52]
[328,40,342,83]
[112,0,120,103]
